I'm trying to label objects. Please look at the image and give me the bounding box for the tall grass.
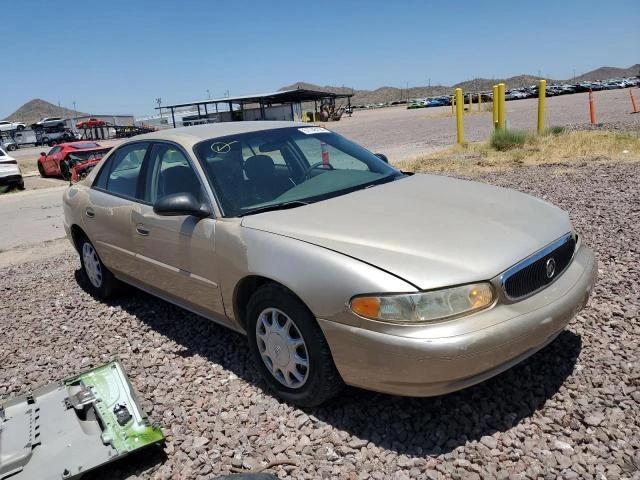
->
[490,129,531,151]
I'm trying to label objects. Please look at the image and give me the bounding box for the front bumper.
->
[318,244,597,397]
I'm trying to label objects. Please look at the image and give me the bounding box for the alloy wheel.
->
[255,308,309,389]
[82,243,103,288]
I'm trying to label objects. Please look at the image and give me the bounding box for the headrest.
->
[244,155,275,180]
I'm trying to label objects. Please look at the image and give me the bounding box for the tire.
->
[6,144,17,151]
[60,160,71,180]
[246,283,343,407]
[78,234,118,299]
[37,161,47,178]
[17,125,25,131]
[18,181,25,190]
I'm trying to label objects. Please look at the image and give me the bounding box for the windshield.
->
[193,127,402,217]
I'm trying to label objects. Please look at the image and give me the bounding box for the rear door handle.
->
[85,207,95,218]
[136,224,150,236]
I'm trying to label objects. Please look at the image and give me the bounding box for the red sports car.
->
[76,118,106,128]
[37,142,112,179]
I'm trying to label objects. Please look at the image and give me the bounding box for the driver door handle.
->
[85,207,95,218]
[136,224,150,236]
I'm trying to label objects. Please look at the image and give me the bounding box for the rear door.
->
[83,142,150,280]
[131,142,226,320]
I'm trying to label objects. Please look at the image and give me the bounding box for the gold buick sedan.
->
[63,122,597,406]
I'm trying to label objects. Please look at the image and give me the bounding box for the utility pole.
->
[156,97,162,119]
[206,89,211,100]
[72,101,77,124]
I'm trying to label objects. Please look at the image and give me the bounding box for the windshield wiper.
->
[240,200,310,217]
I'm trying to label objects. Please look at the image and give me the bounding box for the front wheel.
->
[246,284,343,407]
[78,234,118,298]
[17,125,25,131]
[37,161,47,178]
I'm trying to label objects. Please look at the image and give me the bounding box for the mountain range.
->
[4,64,639,121]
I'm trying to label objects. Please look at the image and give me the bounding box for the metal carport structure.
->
[156,88,354,128]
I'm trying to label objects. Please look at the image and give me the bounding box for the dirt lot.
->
[331,88,640,162]
[1,163,638,480]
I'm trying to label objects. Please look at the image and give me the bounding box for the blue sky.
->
[3,0,638,118]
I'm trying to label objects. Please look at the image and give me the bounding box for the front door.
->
[131,142,226,320]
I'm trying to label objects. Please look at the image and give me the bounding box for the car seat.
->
[244,155,292,202]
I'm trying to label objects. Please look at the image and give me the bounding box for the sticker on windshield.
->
[298,127,330,135]
[210,140,238,154]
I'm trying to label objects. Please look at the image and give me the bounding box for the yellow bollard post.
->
[537,79,546,134]
[498,83,506,129]
[478,93,482,112]
[455,88,464,144]
[492,85,498,128]
[468,93,472,114]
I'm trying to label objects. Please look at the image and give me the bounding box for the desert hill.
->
[3,99,88,124]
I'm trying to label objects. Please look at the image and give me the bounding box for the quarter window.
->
[93,142,149,200]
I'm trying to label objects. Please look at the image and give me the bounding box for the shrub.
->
[544,125,565,136]
[490,129,530,151]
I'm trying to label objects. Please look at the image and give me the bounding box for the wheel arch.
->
[233,275,311,331]
[69,224,88,254]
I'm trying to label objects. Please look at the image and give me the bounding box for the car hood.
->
[241,174,572,289]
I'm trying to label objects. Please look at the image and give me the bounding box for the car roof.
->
[129,121,309,149]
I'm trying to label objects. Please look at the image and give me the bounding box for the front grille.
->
[503,234,576,299]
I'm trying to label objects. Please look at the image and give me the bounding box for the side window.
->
[93,142,149,200]
[145,143,204,204]
[48,146,62,156]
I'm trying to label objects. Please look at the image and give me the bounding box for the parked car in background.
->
[62,122,596,407]
[76,118,106,129]
[0,120,26,132]
[0,146,24,192]
[38,141,111,178]
[34,117,66,129]
[0,138,18,152]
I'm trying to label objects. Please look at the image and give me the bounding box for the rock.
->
[480,435,498,449]
[348,438,369,449]
[583,413,605,427]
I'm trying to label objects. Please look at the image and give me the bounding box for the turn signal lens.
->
[350,297,380,318]
[350,282,494,323]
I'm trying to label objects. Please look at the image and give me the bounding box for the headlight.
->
[350,283,494,323]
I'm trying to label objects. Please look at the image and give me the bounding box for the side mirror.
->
[40,152,46,156]
[374,153,389,164]
[153,193,211,218]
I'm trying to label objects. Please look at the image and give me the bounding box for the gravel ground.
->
[1,163,639,480]
[331,88,640,161]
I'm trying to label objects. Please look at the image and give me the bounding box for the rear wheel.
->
[78,234,118,298]
[6,144,17,151]
[17,125,25,131]
[246,284,343,407]
[17,181,25,190]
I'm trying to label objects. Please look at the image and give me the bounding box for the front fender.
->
[215,221,417,329]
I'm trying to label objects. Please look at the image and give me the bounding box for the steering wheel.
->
[302,161,335,180]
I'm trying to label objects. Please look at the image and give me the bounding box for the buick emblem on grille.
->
[545,257,556,279]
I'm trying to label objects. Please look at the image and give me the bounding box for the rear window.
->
[69,142,100,149]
